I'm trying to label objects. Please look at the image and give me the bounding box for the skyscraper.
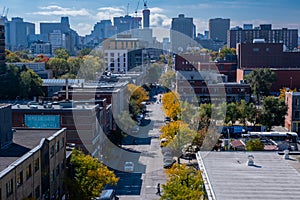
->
[5,17,35,51]
[0,17,5,72]
[113,15,142,33]
[228,25,298,50]
[209,18,230,42]
[170,14,196,52]
[143,9,150,28]
[40,17,79,55]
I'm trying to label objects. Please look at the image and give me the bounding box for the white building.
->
[104,50,128,73]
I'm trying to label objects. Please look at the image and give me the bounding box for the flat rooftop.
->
[11,103,97,111]
[0,129,59,172]
[197,152,300,200]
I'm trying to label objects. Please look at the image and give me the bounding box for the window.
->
[253,48,259,52]
[296,98,300,106]
[17,171,23,187]
[295,111,300,119]
[56,141,60,153]
[26,164,32,179]
[6,179,13,197]
[34,158,39,172]
[51,170,55,182]
[50,145,54,158]
[61,137,65,149]
[35,186,40,199]
[56,165,60,176]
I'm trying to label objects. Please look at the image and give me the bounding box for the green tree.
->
[0,65,43,100]
[261,96,288,130]
[68,57,83,76]
[246,139,264,151]
[66,149,119,200]
[225,102,238,125]
[198,103,213,129]
[146,63,162,84]
[218,47,236,60]
[78,55,105,80]
[237,100,248,126]
[79,48,92,57]
[0,64,20,99]
[246,68,276,104]
[159,70,175,89]
[53,48,70,60]
[246,102,261,126]
[161,164,205,200]
[47,57,70,78]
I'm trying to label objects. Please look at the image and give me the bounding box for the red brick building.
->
[11,102,108,157]
[175,54,237,82]
[237,43,300,69]
[237,68,300,95]
[285,92,300,133]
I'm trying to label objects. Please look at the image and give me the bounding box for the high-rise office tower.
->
[143,8,150,28]
[0,17,5,72]
[114,15,142,33]
[5,17,35,51]
[209,18,230,42]
[170,14,196,52]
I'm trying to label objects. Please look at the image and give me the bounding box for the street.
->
[117,95,167,200]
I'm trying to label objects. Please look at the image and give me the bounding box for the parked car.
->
[160,138,168,147]
[98,189,118,200]
[164,117,171,123]
[163,158,176,168]
[131,126,139,134]
[124,161,134,172]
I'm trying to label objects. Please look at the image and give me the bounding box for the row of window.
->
[50,137,65,158]
[50,162,65,182]
[4,179,40,199]
[16,158,39,188]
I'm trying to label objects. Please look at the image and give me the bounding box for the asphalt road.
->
[116,96,167,200]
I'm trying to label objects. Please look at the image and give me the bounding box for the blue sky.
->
[1,0,299,36]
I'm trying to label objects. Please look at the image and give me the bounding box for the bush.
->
[246,139,264,151]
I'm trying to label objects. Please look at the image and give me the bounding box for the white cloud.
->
[93,6,125,21]
[31,5,90,17]
[73,23,94,36]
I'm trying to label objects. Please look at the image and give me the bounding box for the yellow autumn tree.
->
[65,149,119,200]
[162,91,180,120]
[161,164,205,200]
[127,84,149,117]
[159,121,181,146]
[279,87,297,100]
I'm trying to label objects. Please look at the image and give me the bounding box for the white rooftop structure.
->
[197,152,300,200]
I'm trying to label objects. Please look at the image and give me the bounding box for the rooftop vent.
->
[283,150,289,160]
[247,154,255,166]
[253,39,265,43]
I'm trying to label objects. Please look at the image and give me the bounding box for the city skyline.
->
[1,0,300,36]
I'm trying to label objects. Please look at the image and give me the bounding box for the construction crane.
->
[126,3,129,16]
[143,0,148,9]
[1,7,8,18]
[135,0,140,17]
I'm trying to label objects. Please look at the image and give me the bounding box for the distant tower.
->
[143,2,150,28]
